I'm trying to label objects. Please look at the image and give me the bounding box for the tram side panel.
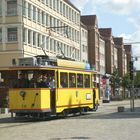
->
[78,89,94,109]
[56,89,77,113]
[9,88,51,114]
[56,88,94,113]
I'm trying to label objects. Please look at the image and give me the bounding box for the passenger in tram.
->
[17,73,29,88]
[49,76,55,89]
[77,75,83,87]
[29,74,38,88]
[60,77,68,88]
[69,75,76,87]
[39,74,49,88]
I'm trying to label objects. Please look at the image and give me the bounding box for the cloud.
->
[70,0,140,15]
[119,31,140,70]
[70,0,89,11]
[70,0,140,69]
[128,15,140,29]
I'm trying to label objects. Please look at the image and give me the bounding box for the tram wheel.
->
[79,108,85,115]
[62,109,69,118]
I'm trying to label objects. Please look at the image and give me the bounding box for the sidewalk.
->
[100,99,140,113]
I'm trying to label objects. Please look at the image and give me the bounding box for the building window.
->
[84,74,90,88]
[60,1,62,14]
[33,32,36,46]
[37,34,41,47]
[7,0,17,16]
[0,28,2,42]
[23,28,25,43]
[69,73,76,88]
[33,6,36,21]
[42,35,45,48]
[28,3,31,19]
[60,72,68,88]
[83,45,86,52]
[53,0,56,10]
[42,11,45,25]
[28,30,31,44]
[46,14,49,26]
[22,1,26,17]
[0,1,2,15]
[37,9,40,23]
[7,28,17,42]
[46,0,49,5]
[54,40,56,52]
[46,36,49,50]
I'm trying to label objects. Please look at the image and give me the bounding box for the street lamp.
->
[129,56,139,112]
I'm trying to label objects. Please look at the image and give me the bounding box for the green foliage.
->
[121,73,132,88]
[134,71,140,87]
[110,68,121,88]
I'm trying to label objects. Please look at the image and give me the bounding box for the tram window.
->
[69,73,76,88]
[16,72,30,88]
[84,74,90,88]
[77,74,83,88]
[60,72,68,88]
[0,71,18,88]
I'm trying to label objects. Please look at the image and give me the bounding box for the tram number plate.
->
[86,93,91,100]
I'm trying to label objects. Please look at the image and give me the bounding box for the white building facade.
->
[0,0,81,66]
[99,37,105,75]
[80,23,88,63]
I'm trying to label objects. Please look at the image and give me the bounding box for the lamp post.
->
[130,56,139,112]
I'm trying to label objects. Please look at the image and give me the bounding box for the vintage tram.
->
[0,55,100,118]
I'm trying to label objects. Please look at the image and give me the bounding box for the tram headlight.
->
[19,91,26,97]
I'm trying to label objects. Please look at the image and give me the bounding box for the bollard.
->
[118,106,125,112]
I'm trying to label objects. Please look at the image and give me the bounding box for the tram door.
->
[93,89,96,109]
[50,72,57,113]
[50,88,56,113]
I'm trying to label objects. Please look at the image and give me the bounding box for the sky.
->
[70,0,140,70]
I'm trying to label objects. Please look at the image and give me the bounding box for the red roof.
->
[113,37,123,46]
[81,15,97,26]
[99,28,112,37]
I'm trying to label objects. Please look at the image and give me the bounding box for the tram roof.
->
[0,65,97,74]
[0,56,97,74]
[7,65,96,73]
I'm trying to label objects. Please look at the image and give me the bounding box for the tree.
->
[121,73,132,99]
[110,68,122,97]
[134,71,140,87]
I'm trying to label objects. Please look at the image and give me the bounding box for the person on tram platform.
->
[39,74,49,88]
[17,73,29,88]
[49,76,55,89]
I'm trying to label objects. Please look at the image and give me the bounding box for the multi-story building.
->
[81,15,100,86]
[114,47,118,69]
[0,0,81,66]
[81,15,100,71]
[99,36,106,97]
[80,22,88,63]
[99,28,115,75]
[114,37,126,77]
[99,37,105,75]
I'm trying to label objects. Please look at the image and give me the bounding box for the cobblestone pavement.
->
[0,99,140,140]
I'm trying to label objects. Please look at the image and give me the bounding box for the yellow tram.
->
[0,56,100,118]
